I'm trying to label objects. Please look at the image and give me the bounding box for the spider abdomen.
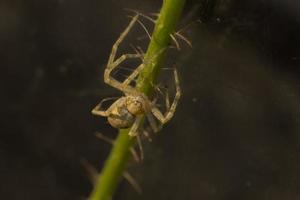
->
[107,97,135,129]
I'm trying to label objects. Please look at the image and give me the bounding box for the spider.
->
[91,14,181,137]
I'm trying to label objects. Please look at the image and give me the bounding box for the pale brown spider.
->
[91,15,181,137]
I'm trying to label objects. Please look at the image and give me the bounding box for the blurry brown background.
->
[1,0,300,199]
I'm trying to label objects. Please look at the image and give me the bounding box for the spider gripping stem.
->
[94,14,181,136]
[151,68,181,125]
[104,14,145,96]
[91,97,117,117]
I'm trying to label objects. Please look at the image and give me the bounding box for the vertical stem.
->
[89,0,186,199]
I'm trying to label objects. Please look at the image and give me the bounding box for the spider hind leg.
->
[151,68,181,125]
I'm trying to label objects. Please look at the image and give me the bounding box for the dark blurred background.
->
[1,0,300,199]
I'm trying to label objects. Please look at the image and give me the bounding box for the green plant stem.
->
[89,0,186,199]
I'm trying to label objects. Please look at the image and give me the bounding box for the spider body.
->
[105,95,150,129]
[106,97,135,129]
[92,15,181,137]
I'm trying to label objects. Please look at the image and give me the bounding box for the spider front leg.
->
[146,113,161,133]
[91,97,117,117]
[128,116,143,137]
[104,14,164,94]
[151,68,181,125]
[107,14,139,67]
[104,14,143,94]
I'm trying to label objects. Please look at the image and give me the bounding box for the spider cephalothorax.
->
[126,95,152,114]
[96,95,151,129]
[91,14,181,137]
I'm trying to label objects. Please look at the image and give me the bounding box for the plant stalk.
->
[89,0,186,199]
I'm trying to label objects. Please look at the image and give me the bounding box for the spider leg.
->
[136,134,144,161]
[109,48,164,91]
[164,86,171,111]
[130,148,141,163]
[130,44,145,61]
[105,13,166,93]
[91,97,116,116]
[151,68,181,124]
[128,116,142,137]
[142,129,152,142]
[104,14,141,95]
[105,53,142,95]
[110,53,141,70]
[122,62,146,86]
[107,14,139,66]
[146,113,161,133]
